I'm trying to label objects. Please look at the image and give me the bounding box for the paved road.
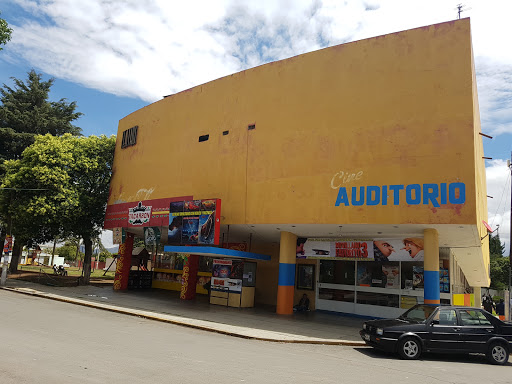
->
[0,290,510,384]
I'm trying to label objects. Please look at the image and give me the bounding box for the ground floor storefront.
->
[105,198,479,319]
[111,231,475,319]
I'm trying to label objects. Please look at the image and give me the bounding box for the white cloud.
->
[486,159,511,256]
[100,229,116,250]
[6,0,510,117]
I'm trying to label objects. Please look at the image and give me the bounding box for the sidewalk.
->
[1,277,366,346]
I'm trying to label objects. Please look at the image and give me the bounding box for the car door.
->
[457,309,497,353]
[427,308,463,352]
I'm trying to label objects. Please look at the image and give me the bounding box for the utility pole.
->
[456,3,471,19]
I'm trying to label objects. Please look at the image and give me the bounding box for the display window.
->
[356,262,399,288]
[155,253,174,269]
[318,288,354,302]
[297,264,315,290]
[401,262,423,289]
[319,260,355,284]
[356,291,399,307]
[317,255,451,312]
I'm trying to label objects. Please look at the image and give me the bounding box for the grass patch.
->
[18,265,115,279]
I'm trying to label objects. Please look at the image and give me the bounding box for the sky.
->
[0,0,511,254]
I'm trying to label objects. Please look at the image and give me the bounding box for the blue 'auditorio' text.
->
[334,183,465,207]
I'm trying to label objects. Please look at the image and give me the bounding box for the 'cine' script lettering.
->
[331,170,364,189]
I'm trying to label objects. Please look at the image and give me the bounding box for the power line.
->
[0,187,48,191]
[490,171,511,228]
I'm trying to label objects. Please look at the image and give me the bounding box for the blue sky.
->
[1,0,511,252]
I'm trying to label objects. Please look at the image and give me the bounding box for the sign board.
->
[3,235,13,255]
[168,199,221,245]
[104,196,193,229]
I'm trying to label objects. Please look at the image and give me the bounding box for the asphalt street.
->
[0,290,510,384]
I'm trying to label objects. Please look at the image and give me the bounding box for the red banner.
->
[104,196,192,229]
[113,233,134,291]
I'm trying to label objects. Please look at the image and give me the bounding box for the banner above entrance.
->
[296,238,424,262]
[104,196,193,229]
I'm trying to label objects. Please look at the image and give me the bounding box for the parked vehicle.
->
[360,304,512,365]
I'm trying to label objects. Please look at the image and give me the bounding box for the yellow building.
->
[106,18,489,317]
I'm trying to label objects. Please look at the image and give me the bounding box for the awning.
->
[163,246,271,261]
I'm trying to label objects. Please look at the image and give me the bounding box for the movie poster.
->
[168,199,221,245]
[168,201,184,244]
[198,212,215,244]
[181,215,200,244]
[382,265,400,288]
[413,266,424,289]
[211,259,232,290]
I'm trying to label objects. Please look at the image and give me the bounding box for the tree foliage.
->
[56,244,82,262]
[0,134,116,281]
[489,233,509,290]
[0,70,82,166]
[0,70,83,269]
[0,12,12,51]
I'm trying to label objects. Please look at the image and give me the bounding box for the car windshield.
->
[399,304,438,322]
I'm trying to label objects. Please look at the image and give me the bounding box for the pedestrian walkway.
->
[1,278,366,345]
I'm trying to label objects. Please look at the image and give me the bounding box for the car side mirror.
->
[430,319,439,326]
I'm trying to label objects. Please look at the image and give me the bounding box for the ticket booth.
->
[162,245,270,308]
[209,259,257,308]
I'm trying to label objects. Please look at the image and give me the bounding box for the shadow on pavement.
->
[354,347,510,366]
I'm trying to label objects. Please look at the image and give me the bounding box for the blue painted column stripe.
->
[278,263,296,286]
[424,270,440,301]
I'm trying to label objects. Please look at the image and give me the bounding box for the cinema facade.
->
[105,18,490,318]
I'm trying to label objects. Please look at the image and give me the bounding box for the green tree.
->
[0,71,82,266]
[62,135,116,283]
[490,232,506,257]
[56,238,84,262]
[0,12,12,51]
[0,134,115,282]
[98,249,112,263]
[0,70,82,165]
[0,134,80,272]
[489,233,508,290]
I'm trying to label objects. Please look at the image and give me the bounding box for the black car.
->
[360,304,512,365]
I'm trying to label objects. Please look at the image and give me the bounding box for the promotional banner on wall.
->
[3,235,13,255]
[112,228,123,245]
[296,238,424,261]
[210,259,243,292]
[168,199,221,245]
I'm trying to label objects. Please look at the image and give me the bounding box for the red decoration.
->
[113,233,134,291]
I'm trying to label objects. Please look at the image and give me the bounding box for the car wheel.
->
[487,342,509,365]
[398,337,422,360]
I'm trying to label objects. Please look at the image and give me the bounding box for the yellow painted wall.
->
[470,39,491,284]
[109,19,480,228]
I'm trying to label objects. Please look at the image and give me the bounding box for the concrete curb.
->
[1,286,366,346]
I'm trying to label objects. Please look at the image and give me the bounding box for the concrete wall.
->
[110,19,480,227]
